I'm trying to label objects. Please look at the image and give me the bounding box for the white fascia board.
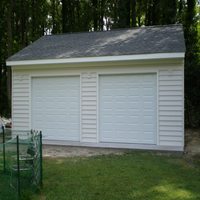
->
[7,52,185,66]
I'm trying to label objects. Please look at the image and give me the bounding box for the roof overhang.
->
[6,52,185,66]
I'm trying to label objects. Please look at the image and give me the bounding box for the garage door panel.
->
[144,102,154,108]
[99,74,157,144]
[32,76,80,141]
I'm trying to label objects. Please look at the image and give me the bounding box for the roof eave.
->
[6,52,185,66]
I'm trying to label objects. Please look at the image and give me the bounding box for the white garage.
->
[7,25,185,151]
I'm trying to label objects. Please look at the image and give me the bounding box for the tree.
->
[184,0,200,127]
[0,0,48,117]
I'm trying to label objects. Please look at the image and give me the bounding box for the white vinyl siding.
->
[81,72,97,142]
[11,59,184,150]
[158,69,184,147]
[12,72,30,130]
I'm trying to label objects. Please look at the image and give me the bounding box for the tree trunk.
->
[131,0,136,27]
[113,0,118,28]
[137,0,142,27]
[62,0,70,32]
[145,0,152,26]
[52,0,56,34]
[152,0,160,25]
[92,0,98,31]
[7,0,13,116]
[21,0,26,46]
[100,0,105,31]
[118,0,130,28]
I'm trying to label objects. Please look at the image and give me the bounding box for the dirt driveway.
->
[43,129,200,158]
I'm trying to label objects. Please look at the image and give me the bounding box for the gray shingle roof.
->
[7,24,185,61]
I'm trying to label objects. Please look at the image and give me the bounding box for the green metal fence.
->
[0,127,43,199]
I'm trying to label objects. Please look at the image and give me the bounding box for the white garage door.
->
[99,74,157,144]
[31,76,80,141]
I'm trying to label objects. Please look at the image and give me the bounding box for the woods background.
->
[0,0,199,127]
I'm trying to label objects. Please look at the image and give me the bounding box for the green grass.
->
[1,152,200,200]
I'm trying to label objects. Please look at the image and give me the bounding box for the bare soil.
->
[43,145,125,158]
[42,129,200,158]
[185,129,200,155]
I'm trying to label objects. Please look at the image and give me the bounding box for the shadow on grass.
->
[0,172,17,200]
[0,171,38,200]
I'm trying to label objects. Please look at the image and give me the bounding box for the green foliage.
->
[184,0,200,127]
[0,0,49,117]
[0,0,199,127]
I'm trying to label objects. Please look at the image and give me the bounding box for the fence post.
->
[16,135,21,198]
[2,126,5,173]
[39,131,43,187]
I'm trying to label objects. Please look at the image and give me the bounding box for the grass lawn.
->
[1,151,200,200]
